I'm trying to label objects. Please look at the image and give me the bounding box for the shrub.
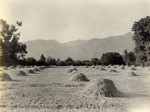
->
[101,52,124,65]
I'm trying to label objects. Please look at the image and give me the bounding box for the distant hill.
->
[25,32,135,60]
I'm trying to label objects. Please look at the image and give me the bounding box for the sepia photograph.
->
[0,0,150,112]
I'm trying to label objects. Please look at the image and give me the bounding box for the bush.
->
[64,57,74,66]
[101,52,124,65]
[90,58,101,65]
[74,60,83,66]
[46,57,56,65]
[56,59,65,66]
[26,57,37,65]
[123,50,136,65]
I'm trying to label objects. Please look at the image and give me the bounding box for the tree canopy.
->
[0,20,27,66]
[101,52,124,65]
[132,16,150,66]
[123,50,136,65]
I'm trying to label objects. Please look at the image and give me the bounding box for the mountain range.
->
[25,32,135,60]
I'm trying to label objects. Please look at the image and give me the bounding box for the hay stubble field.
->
[0,65,150,112]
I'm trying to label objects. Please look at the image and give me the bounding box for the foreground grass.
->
[0,66,149,112]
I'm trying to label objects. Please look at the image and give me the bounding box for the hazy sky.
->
[0,0,150,42]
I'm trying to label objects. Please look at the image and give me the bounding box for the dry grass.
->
[0,66,149,112]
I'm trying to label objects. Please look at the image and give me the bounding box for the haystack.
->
[25,66,28,68]
[17,65,24,68]
[125,65,128,68]
[67,65,70,68]
[66,67,77,73]
[102,66,106,68]
[0,72,13,81]
[131,67,136,70]
[99,68,106,71]
[2,66,9,70]
[69,65,74,67]
[33,65,38,68]
[127,65,130,67]
[17,71,28,76]
[116,65,119,67]
[91,66,95,68]
[95,67,99,69]
[81,78,121,98]
[139,65,144,68]
[120,65,125,69]
[39,66,46,70]
[39,67,44,70]
[109,69,117,73]
[128,72,138,76]
[41,65,47,68]
[26,65,31,68]
[107,65,111,68]
[69,73,89,82]
[113,66,117,68]
[9,66,16,69]
[27,69,35,74]
[33,68,40,71]
[84,65,88,68]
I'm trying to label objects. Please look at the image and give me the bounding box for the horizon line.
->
[21,32,133,43]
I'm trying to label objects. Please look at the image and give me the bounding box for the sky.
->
[0,0,150,42]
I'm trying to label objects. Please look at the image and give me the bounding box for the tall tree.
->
[0,38,2,66]
[38,54,46,65]
[123,50,136,65]
[132,16,150,66]
[46,57,56,65]
[0,20,27,66]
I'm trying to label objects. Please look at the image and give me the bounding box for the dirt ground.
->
[0,66,150,112]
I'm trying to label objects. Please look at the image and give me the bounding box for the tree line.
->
[14,51,135,66]
[0,16,150,66]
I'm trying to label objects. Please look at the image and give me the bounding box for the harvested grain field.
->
[0,66,150,112]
